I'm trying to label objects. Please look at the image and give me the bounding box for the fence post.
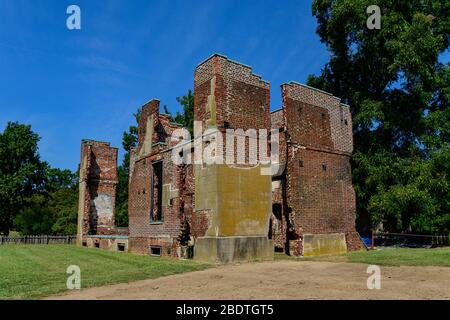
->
[371,230,375,249]
[0,234,78,246]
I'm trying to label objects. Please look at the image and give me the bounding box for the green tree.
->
[0,122,48,235]
[309,0,450,234]
[115,108,141,227]
[121,108,142,171]
[46,167,77,191]
[13,168,78,235]
[115,166,129,227]
[48,187,78,234]
[167,90,194,135]
[13,195,54,235]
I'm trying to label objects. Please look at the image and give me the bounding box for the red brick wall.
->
[128,99,193,256]
[124,55,363,257]
[281,82,362,253]
[79,140,118,236]
[270,109,287,169]
[269,110,287,251]
[137,100,160,147]
[271,109,284,129]
[194,54,270,165]
[288,148,355,234]
[192,54,273,242]
[128,151,186,255]
[194,54,270,130]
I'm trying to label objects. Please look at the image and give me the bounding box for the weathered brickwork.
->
[127,99,191,257]
[276,82,364,254]
[269,109,288,251]
[195,54,270,134]
[77,140,118,235]
[77,140,126,250]
[193,54,272,259]
[77,53,363,259]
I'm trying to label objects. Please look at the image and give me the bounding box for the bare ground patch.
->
[47,260,450,300]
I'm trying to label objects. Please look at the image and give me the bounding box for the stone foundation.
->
[302,233,347,257]
[82,235,129,252]
[194,236,274,264]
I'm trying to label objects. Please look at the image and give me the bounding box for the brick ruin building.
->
[77,54,364,262]
[76,141,129,250]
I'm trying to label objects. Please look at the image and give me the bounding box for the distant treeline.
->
[0,122,78,235]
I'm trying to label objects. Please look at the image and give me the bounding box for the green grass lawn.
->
[276,247,450,267]
[0,245,211,300]
[2,245,448,300]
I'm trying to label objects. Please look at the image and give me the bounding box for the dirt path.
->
[48,260,450,300]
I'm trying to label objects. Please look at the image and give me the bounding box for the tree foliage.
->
[14,185,78,235]
[167,90,194,135]
[309,0,450,234]
[13,167,78,235]
[115,108,141,227]
[0,122,78,235]
[0,122,48,235]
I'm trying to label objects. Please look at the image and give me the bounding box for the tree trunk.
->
[1,209,11,236]
[2,227,10,236]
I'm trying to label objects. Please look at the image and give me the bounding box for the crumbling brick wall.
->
[128,99,193,256]
[77,140,118,241]
[269,109,288,251]
[280,82,363,254]
[195,54,270,132]
[80,54,363,258]
[193,54,272,240]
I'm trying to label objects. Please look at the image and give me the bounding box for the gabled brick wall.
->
[77,140,118,238]
[195,54,270,133]
[128,99,193,256]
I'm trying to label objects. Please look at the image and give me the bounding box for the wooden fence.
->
[374,232,450,248]
[0,235,76,245]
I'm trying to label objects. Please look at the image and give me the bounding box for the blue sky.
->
[0,0,330,171]
[1,1,447,171]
